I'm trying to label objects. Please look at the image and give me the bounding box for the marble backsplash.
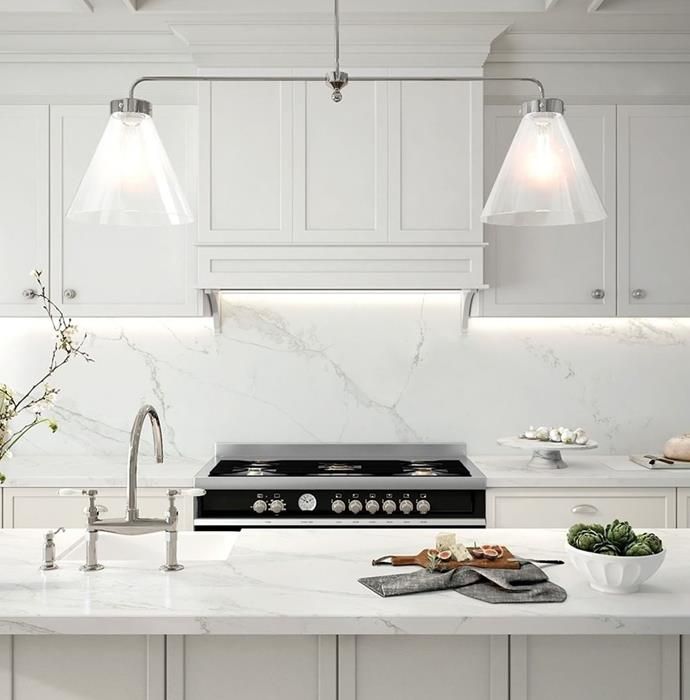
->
[2,293,689,459]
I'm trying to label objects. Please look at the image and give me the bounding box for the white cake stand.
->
[497,436,598,470]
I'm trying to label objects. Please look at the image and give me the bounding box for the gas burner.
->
[233,461,284,476]
[399,462,451,477]
[318,463,363,473]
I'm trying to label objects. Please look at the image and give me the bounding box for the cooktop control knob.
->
[252,499,268,514]
[399,499,414,516]
[382,499,396,515]
[416,499,431,515]
[365,499,380,515]
[331,499,346,514]
[268,499,285,514]
[348,499,363,515]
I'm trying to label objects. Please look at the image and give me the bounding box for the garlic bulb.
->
[549,428,562,442]
[561,429,576,444]
[535,426,550,441]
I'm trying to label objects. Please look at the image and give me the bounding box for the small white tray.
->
[497,436,598,470]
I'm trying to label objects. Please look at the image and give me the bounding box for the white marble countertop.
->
[475,454,690,487]
[3,454,690,489]
[0,527,689,636]
[0,456,202,487]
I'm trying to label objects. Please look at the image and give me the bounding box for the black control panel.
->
[196,489,485,521]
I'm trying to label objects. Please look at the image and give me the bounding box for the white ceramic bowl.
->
[567,543,666,594]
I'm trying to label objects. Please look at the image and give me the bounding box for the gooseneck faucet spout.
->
[127,404,164,520]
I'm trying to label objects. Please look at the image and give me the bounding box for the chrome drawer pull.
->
[571,504,598,515]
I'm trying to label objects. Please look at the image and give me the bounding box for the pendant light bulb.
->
[66,98,193,227]
[482,98,606,227]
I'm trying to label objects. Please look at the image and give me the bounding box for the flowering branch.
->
[0,270,94,470]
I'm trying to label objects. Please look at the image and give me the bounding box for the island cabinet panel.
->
[337,635,508,700]
[482,105,616,317]
[49,105,199,317]
[0,635,164,700]
[0,105,49,317]
[487,487,676,528]
[677,489,690,527]
[510,636,680,700]
[2,487,193,530]
[618,105,690,316]
[169,636,337,700]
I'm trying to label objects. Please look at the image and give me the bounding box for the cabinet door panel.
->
[483,105,615,316]
[50,105,198,316]
[179,635,336,700]
[511,636,679,700]
[339,635,508,700]
[6,635,163,700]
[0,105,49,316]
[3,487,193,530]
[389,81,483,244]
[487,488,675,528]
[294,81,387,244]
[618,105,690,315]
[200,82,292,243]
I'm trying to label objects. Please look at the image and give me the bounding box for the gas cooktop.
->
[194,443,486,529]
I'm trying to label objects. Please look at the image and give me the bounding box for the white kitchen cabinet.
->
[168,635,337,700]
[510,636,679,700]
[197,78,485,290]
[487,487,676,528]
[2,487,193,530]
[338,635,508,700]
[0,105,49,316]
[482,105,616,316]
[0,635,164,700]
[618,105,690,316]
[199,81,293,244]
[389,82,483,245]
[50,104,199,316]
[676,488,690,528]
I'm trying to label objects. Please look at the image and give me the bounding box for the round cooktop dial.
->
[298,493,317,512]
[399,499,414,516]
[348,499,363,515]
[269,499,285,514]
[331,499,346,514]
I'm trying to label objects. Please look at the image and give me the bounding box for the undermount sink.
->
[59,531,238,563]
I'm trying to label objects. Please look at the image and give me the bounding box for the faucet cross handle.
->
[58,489,101,522]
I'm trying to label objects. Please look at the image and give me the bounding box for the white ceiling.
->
[0,0,689,65]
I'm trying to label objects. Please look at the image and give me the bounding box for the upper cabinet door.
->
[199,82,293,244]
[50,105,199,316]
[0,105,49,316]
[293,81,388,244]
[389,81,483,244]
[482,105,616,317]
[618,105,690,316]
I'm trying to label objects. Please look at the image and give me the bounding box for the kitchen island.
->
[0,527,688,700]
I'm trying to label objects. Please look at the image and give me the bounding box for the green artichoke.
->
[593,541,621,556]
[604,520,636,549]
[635,532,663,554]
[624,541,654,557]
[573,529,606,552]
[568,522,605,546]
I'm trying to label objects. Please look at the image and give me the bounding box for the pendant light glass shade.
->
[481,110,606,227]
[67,106,193,227]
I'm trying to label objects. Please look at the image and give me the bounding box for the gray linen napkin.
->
[359,563,566,603]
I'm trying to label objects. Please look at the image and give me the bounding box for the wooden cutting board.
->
[372,547,520,571]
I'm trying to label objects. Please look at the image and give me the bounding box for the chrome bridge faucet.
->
[61,405,204,572]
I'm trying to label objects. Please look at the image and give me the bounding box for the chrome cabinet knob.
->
[399,499,414,516]
[631,288,646,300]
[268,499,285,514]
[22,288,37,299]
[591,289,605,300]
[416,499,431,515]
[382,499,396,515]
[331,499,346,514]
[252,499,268,514]
[348,499,363,515]
[365,499,380,515]
[63,288,77,300]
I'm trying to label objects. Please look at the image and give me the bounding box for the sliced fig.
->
[437,550,452,561]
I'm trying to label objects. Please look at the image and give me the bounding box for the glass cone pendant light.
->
[481,99,606,226]
[67,98,193,226]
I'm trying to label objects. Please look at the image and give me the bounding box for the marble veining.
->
[1,296,690,460]
[0,528,687,635]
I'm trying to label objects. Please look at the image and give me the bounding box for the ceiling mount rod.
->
[127,75,546,102]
